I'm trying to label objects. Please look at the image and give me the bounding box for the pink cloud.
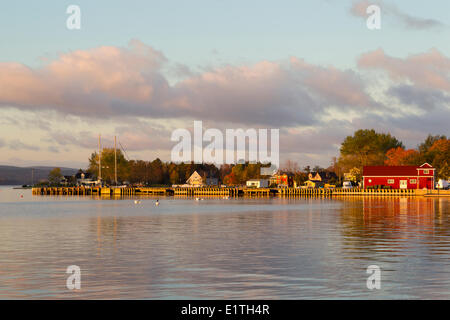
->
[290,57,373,107]
[0,41,374,127]
[0,40,169,116]
[350,0,373,17]
[358,48,450,92]
[350,0,443,29]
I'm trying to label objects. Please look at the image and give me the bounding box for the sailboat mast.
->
[98,134,102,182]
[114,136,118,186]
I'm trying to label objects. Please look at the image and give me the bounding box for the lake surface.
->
[0,185,449,299]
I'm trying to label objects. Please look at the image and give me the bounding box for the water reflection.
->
[0,186,449,299]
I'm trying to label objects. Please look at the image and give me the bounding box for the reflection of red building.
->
[362,197,435,230]
[363,163,435,189]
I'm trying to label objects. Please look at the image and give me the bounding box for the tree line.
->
[87,149,276,186]
[44,130,449,186]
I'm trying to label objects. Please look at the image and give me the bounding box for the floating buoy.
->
[155,200,159,206]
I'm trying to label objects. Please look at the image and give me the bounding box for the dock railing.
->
[32,186,442,197]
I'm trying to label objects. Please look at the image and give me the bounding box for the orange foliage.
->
[385,147,420,166]
[223,172,237,185]
[429,139,450,154]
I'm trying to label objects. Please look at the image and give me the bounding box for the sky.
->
[0,0,449,169]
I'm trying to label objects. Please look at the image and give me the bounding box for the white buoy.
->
[155,200,159,206]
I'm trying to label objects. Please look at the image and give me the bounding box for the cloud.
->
[0,41,373,127]
[1,40,449,167]
[358,48,450,92]
[45,122,174,153]
[47,146,60,153]
[387,85,450,110]
[350,0,444,30]
[169,60,320,127]
[350,0,374,17]
[0,39,170,117]
[8,140,40,151]
[290,57,375,108]
[387,5,444,30]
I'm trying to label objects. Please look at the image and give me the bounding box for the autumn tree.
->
[128,160,150,185]
[346,167,361,183]
[149,158,164,185]
[427,138,450,179]
[384,147,421,166]
[418,135,447,156]
[169,169,180,185]
[223,172,237,185]
[219,164,233,182]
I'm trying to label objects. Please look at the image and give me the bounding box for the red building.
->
[363,163,435,190]
[270,172,294,187]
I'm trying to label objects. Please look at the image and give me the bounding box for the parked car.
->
[342,181,353,189]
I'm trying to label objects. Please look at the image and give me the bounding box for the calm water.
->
[0,185,449,299]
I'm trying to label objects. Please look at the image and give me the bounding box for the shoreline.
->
[31,186,450,197]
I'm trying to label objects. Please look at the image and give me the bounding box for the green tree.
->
[48,168,63,186]
[88,148,129,185]
[338,129,403,171]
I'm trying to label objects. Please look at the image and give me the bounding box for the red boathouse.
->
[363,163,435,190]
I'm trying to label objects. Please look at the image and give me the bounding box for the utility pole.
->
[114,136,118,186]
[98,134,102,184]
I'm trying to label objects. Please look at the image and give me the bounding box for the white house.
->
[186,171,204,186]
[246,179,269,188]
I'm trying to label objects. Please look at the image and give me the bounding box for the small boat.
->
[155,199,159,206]
[134,200,141,204]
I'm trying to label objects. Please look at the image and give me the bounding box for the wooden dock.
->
[31,187,449,197]
[173,187,239,196]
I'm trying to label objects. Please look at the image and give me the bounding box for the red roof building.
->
[363,163,435,190]
[270,172,294,187]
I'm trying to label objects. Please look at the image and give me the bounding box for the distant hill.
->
[0,166,79,185]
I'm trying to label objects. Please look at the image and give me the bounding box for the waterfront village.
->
[34,130,449,196]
